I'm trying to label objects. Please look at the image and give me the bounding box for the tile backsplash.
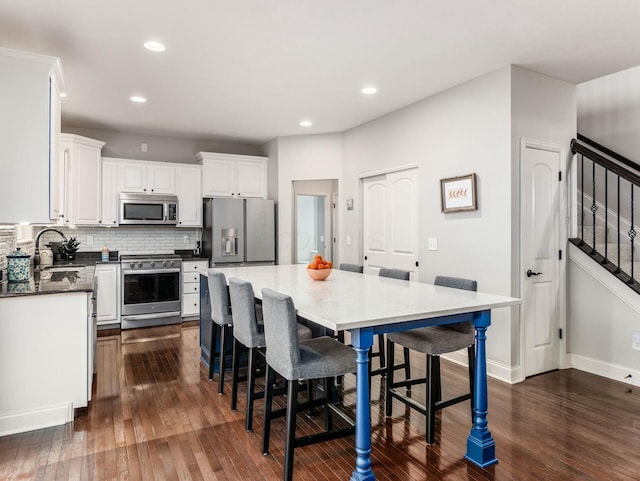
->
[0,226,36,272]
[38,226,200,256]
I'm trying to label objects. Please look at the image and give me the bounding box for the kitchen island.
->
[0,265,96,436]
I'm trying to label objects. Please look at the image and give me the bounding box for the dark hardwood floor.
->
[1,323,638,480]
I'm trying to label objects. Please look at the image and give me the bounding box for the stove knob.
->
[169,260,175,267]
[129,263,135,269]
[163,261,168,267]
[138,262,143,268]
[150,262,155,268]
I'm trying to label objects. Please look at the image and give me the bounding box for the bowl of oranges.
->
[307,255,333,280]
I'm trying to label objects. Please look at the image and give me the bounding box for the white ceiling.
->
[2,0,640,145]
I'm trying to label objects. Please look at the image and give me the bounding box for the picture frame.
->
[440,173,477,213]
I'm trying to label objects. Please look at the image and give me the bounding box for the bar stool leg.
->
[208,321,218,381]
[426,354,437,444]
[284,380,299,481]
[218,324,229,395]
[246,347,257,431]
[231,338,240,411]
[385,339,395,416]
[262,365,276,455]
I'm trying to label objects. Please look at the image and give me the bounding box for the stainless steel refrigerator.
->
[202,198,275,265]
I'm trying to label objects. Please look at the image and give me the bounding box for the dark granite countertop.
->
[174,249,208,261]
[0,265,95,298]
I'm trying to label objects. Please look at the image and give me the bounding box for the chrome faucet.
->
[34,228,68,267]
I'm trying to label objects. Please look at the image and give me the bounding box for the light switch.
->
[428,238,438,251]
[633,331,640,351]
[86,235,94,246]
[346,235,352,246]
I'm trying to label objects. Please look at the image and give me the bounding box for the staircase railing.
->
[570,134,640,294]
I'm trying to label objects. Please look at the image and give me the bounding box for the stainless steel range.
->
[120,254,182,330]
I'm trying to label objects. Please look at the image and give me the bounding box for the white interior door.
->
[522,140,563,376]
[363,168,419,280]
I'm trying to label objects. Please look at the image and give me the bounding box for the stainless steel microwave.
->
[119,193,179,225]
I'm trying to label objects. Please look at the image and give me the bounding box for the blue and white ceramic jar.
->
[7,247,31,282]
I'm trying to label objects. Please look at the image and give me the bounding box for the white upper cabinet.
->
[197,152,267,198]
[60,134,105,226]
[118,160,175,194]
[175,164,202,227]
[101,159,119,226]
[0,48,66,224]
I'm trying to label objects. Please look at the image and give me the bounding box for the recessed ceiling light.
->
[59,92,67,98]
[361,86,378,95]
[300,120,313,127]
[144,40,166,52]
[130,96,147,103]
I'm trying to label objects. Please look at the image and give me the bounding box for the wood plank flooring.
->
[1,323,639,480]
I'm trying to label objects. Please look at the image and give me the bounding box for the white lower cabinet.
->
[95,263,120,326]
[182,260,208,317]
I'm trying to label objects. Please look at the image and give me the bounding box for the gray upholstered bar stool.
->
[385,275,477,444]
[374,268,412,381]
[261,288,356,481]
[334,263,364,345]
[207,269,233,394]
[228,277,312,431]
[338,263,364,273]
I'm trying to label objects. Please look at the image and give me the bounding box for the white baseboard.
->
[568,353,640,387]
[0,403,74,437]
[442,351,524,385]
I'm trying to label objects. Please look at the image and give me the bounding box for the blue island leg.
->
[349,328,376,481]
[465,309,498,468]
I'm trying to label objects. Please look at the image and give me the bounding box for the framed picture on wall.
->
[440,173,477,213]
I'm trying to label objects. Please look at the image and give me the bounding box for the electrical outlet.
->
[183,235,189,244]
[86,235,93,246]
[141,143,148,152]
[633,331,640,351]
[345,235,352,246]
[428,238,438,251]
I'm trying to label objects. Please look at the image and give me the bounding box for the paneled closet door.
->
[362,167,419,280]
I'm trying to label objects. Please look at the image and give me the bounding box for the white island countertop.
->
[209,264,520,331]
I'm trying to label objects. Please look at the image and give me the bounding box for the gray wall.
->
[62,126,264,163]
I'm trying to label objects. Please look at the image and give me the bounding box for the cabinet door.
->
[70,143,102,225]
[0,52,61,224]
[148,164,175,194]
[203,158,236,197]
[236,160,266,198]
[182,292,200,317]
[119,161,147,193]
[95,265,119,324]
[101,160,119,225]
[176,165,202,227]
[49,75,63,221]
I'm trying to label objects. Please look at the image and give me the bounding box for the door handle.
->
[526,269,542,278]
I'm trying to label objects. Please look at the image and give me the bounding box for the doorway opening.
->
[292,180,339,265]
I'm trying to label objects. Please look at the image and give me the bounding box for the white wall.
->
[275,134,342,265]
[568,245,640,386]
[578,64,640,160]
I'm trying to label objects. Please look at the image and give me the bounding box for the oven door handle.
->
[122,268,181,275]
[122,311,182,321]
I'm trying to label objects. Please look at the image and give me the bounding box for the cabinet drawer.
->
[184,272,200,283]
[183,261,208,273]
[183,282,200,295]
[182,292,200,317]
